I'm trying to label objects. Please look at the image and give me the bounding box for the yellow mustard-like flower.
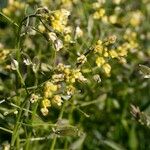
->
[64,34,72,42]
[103,48,109,57]
[66,85,76,95]
[42,98,51,108]
[77,54,87,65]
[52,74,65,82]
[102,63,111,76]
[56,63,65,72]
[107,35,117,44]
[41,107,49,116]
[38,24,46,33]
[109,15,118,24]
[93,8,105,20]
[52,95,63,106]
[50,9,70,33]
[45,82,58,92]
[96,57,105,67]
[44,82,58,98]
[117,46,128,57]
[109,49,118,58]
[0,49,10,61]
[94,40,103,54]
[130,11,143,27]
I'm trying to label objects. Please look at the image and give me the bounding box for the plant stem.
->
[50,101,66,150]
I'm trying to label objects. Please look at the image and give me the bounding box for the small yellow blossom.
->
[130,11,143,27]
[118,57,127,64]
[56,63,65,72]
[109,15,118,24]
[117,46,128,57]
[102,63,111,76]
[64,34,72,42]
[105,35,117,45]
[94,40,103,54]
[50,9,70,33]
[42,98,51,108]
[96,57,105,67]
[66,85,76,95]
[103,49,109,57]
[77,54,87,65]
[52,74,65,82]
[44,82,58,98]
[109,49,118,58]
[93,8,105,19]
[38,24,46,33]
[41,107,49,116]
[45,82,58,92]
[52,95,63,106]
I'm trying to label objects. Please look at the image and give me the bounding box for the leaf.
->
[69,133,86,150]
[129,126,138,150]
[103,140,126,150]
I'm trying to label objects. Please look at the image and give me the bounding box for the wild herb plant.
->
[0,0,150,150]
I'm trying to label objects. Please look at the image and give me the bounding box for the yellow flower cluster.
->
[40,62,86,115]
[129,11,144,27]
[41,81,63,116]
[53,63,87,84]
[93,35,131,76]
[0,48,9,62]
[93,8,105,20]
[50,9,70,33]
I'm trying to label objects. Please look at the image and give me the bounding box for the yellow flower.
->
[93,8,105,19]
[44,82,58,98]
[41,107,49,116]
[109,49,118,58]
[64,34,72,42]
[96,57,105,67]
[38,24,46,33]
[130,11,143,27]
[52,74,65,82]
[42,98,51,108]
[50,9,70,33]
[77,54,87,65]
[94,40,103,54]
[45,82,58,92]
[117,46,128,57]
[66,85,76,95]
[52,95,63,106]
[102,63,111,76]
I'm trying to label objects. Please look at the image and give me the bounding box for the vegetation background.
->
[0,0,150,150]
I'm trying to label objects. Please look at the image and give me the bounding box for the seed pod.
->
[53,125,80,137]
[139,64,150,78]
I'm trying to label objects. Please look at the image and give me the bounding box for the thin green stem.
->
[50,102,67,150]
[16,69,29,96]
[0,12,19,27]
